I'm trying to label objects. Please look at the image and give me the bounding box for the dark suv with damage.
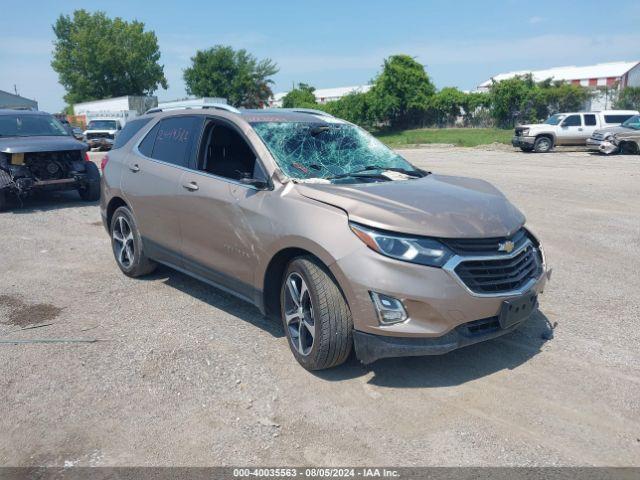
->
[0,110,100,211]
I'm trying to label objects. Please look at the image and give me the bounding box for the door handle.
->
[578,128,583,131]
[129,164,140,173]
[183,181,199,191]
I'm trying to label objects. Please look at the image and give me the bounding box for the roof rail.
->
[145,103,240,115]
[280,108,334,117]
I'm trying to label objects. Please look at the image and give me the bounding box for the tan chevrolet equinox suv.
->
[100,108,550,370]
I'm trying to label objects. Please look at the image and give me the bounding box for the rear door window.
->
[583,114,597,126]
[137,116,202,167]
[138,123,159,157]
[150,116,201,167]
[113,118,152,149]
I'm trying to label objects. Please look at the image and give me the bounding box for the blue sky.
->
[1,0,639,112]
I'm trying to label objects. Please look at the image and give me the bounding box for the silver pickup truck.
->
[512,110,639,152]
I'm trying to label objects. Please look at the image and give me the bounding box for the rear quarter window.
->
[112,118,152,149]
[604,115,633,124]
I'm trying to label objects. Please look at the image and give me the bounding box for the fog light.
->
[370,292,408,325]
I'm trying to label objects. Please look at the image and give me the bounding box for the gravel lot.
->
[1,147,638,467]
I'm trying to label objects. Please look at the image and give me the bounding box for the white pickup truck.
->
[83,118,124,151]
[511,110,639,153]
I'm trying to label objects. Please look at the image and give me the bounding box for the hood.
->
[517,123,550,131]
[295,174,525,238]
[594,125,629,136]
[615,129,640,140]
[0,136,87,154]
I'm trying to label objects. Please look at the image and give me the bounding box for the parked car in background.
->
[587,115,640,153]
[0,110,100,211]
[512,110,639,152]
[599,123,640,155]
[84,118,123,151]
[101,108,550,370]
[72,126,85,141]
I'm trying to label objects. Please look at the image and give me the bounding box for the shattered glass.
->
[250,122,415,182]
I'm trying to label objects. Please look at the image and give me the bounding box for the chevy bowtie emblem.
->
[498,240,515,253]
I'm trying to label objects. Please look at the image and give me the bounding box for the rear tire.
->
[533,136,553,153]
[110,206,157,277]
[79,161,101,201]
[280,256,353,370]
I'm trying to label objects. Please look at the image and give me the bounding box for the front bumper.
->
[331,236,550,363]
[354,309,532,364]
[86,138,114,150]
[512,136,535,148]
[599,141,619,155]
[586,138,603,150]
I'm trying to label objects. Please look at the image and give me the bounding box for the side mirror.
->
[239,177,269,190]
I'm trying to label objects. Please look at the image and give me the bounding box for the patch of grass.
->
[375,127,513,148]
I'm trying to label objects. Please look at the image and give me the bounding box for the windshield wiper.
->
[325,166,427,181]
[357,165,427,177]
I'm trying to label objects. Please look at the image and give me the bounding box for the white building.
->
[269,85,372,108]
[73,95,158,116]
[477,61,640,110]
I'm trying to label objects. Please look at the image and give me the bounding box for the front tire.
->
[0,169,11,212]
[79,161,101,201]
[280,257,353,370]
[110,206,157,277]
[619,142,639,155]
[533,136,553,153]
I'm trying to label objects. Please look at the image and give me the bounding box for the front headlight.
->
[349,223,453,267]
[521,128,530,136]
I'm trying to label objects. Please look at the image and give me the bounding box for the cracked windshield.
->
[251,121,421,182]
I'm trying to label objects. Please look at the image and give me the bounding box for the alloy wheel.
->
[537,138,551,152]
[283,272,315,356]
[112,216,135,268]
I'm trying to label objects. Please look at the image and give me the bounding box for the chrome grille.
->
[86,132,114,140]
[453,243,542,294]
[443,228,528,256]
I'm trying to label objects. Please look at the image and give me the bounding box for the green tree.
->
[428,87,466,126]
[282,83,317,108]
[51,10,167,105]
[183,45,278,108]
[369,55,436,129]
[543,82,591,114]
[323,92,374,128]
[614,86,640,110]
[488,75,539,127]
[460,91,491,126]
[489,75,592,127]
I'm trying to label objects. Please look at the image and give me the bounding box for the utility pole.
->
[14,84,18,96]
